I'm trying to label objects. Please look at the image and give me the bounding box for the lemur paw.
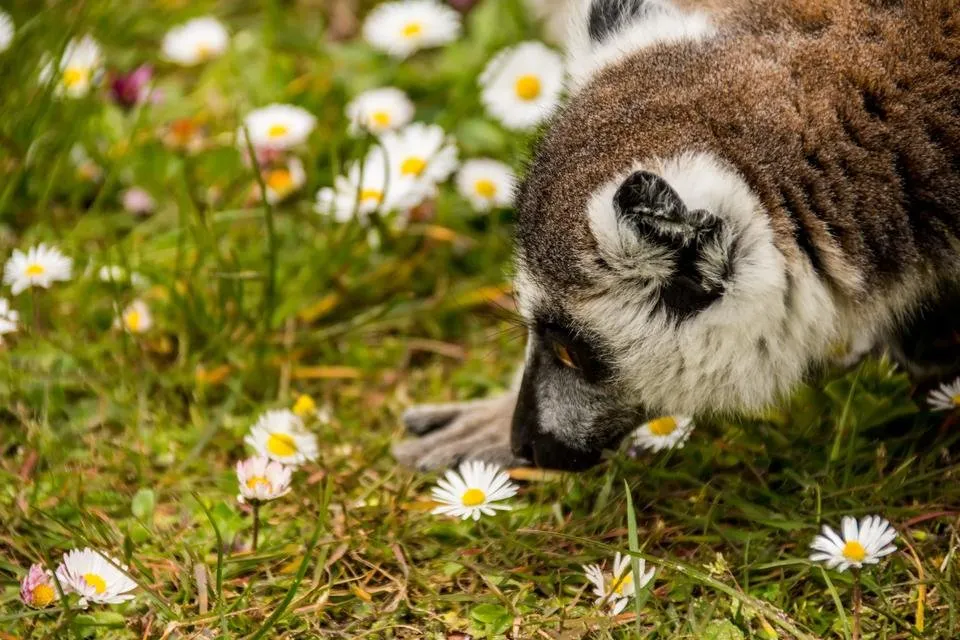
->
[393,393,524,471]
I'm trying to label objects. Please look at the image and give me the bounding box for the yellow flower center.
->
[474,179,497,198]
[125,310,142,332]
[461,488,486,507]
[360,189,384,205]
[62,66,88,89]
[514,74,542,101]
[401,156,427,176]
[951,393,960,406]
[612,571,633,596]
[196,43,215,60]
[267,169,294,193]
[25,263,46,276]
[31,583,56,607]
[370,110,391,128]
[245,475,270,490]
[402,22,423,38]
[83,573,107,595]
[293,394,317,418]
[647,417,678,437]
[267,124,289,139]
[842,540,867,562]
[267,432,298,457]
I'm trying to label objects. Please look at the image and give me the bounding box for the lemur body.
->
[395,0,960,471]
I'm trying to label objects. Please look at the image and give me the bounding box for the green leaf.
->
[131,488,155,524]
[471,603,509,624]
[703,620,746,640]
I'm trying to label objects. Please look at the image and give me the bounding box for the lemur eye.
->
[551,341,579,370]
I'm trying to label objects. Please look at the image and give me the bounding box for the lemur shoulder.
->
[395,0,960,471]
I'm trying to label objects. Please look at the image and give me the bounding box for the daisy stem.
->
[852,569,862,640]
[252,502,261,552]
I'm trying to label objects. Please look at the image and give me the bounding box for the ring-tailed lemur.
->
[395,0,960,471]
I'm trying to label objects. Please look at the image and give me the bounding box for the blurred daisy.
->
[115,299,152,334]
[809,515,897,572]
[315,146,430,223]
[927,378,960,411]
[4,244,73,295]
[98,265,148,288]
[162,17,229,66]
[431,460,518,521]
[363,0,461,59]
[122,187,156,215]
[0,11,14,53]
[583,552,655,615]
[346,87,415,135]
[381,123,458,188]
[262,157,306,204]
[0,298,18,342]
[241,104,316,152]
[55,548,137,608]
[20,563,58,609]
[292,393,318,419]
[40,36,103,98]
[236,455,293,504]
[480,41,564,130]
[456,159,516,211]
[631,416,694,453]
[245,409,319,466]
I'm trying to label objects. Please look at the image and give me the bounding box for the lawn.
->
[1,1,958,638]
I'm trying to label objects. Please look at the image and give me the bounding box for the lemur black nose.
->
[511,436,534,463]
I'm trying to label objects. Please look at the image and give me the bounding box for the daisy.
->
[115,299,152,334]
[346,87,415,135]
[363,0,461,59]
[236,455,293,504]
[431,460,519,521]
[809,515,898,572]
[456,159,516,211]
[98,265,148,288]
[631,416,694,453]
[479,41,564,130]
[315,146,430,223]
[0,11,14,53]
[583,552,655,615]
[162,17,229,66]
[244,409,319,466]
[20,563,59,609]
[241,104,316,152]
[380,123,459,188]
[262,157,306,204]
[55,548,137,608]
[0,298,18,342]
[927,378,960,411]
[40,36,103,98]
[3,244,73,295]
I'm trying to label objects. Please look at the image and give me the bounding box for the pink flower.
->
[20,563,59,608]
[109,64,153,109]
[122,187,156,215]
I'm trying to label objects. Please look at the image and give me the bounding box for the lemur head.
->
[510,0,841,469]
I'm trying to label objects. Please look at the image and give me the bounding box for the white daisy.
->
[0,298,18,342]
[3,244,73,295]
[479,41,564,131]
[241,104,317,152]
[162,17,229,66]
[809,515,898,572]
[456,159,516,211]
[380,122,459,189]
[244,409,319,466]
[20,563,59,609]
[431,460,518,521]
[98,265,148,288]
[346,87,415,135]
[362,0,461,59]
[236,455,293,504]
[927,378,960,412]
[55,548,137,608]
[115,299,152,334]
[262,157,306,204]
[0,11,15,53]
[315,146,430,223]
[631,416,694,453]
[583,552,655,615]
[39,36,103,98]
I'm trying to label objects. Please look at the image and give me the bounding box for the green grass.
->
[1,1,959,638]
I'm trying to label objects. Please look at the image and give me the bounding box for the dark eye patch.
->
[536,317,612,384]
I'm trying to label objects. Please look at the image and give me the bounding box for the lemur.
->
[395,0,960,471]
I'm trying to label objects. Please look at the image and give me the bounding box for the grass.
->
[1,0,959,638]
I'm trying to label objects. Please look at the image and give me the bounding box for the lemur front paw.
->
[393,392,523,471]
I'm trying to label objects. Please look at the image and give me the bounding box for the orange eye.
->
[551,341,579,370]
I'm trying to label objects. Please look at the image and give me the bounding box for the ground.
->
[1,1,959,638]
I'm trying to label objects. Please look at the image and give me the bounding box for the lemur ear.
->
[588,0,655,43]
[614,171,721,246]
